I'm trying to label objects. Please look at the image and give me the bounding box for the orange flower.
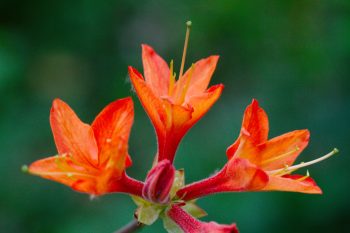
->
[128,44,223,163]
[177,99,337,201]
[226,99,327,194]
[28,97,143,196]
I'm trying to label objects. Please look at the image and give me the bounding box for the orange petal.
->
[257,130,310,170]
[91,98,134,172]
[186,84,224,127]
[227,99,269,159]
[262,174,322,194]
[128,66,167,134]
[50,99,98,167]
[142,44,170,97]
[175,56,219,98]
[28,155,97,193]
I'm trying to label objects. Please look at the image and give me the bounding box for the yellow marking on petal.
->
[261,146,300,166]
[296,170,310,182]
[179,21,192,79]
[268,148,338,175]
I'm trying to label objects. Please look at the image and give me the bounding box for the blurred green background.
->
[1,0,349,232]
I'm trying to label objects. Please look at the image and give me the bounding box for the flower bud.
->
[142,159,175,204]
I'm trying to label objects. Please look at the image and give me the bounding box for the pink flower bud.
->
[142,159,175,204]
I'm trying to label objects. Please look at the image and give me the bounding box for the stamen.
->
[296,170,310,182]
[168,60,176,96]
[179,21,192,79]
[261,146,300,166]
[268,148,338,175]
[33,171,95,178]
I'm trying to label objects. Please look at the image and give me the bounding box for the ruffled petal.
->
[50,99,98,166]
[177,158,268,201]
[262,174,322,194]
[167,204,239,233]
[91,97,134,172]
[142,44,170,97]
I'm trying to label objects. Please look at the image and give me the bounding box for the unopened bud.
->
[142,159,175,204]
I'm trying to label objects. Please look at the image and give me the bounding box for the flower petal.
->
[175,56,219,98]
[91,97,134,172]
[257,130,310,170]
[50,99,98,166]
[233,129,310,171]
[177,158,268,201]
[262,174,322,194]
[142,44,170,97]
[187,84,224,127]
[28,155,97,193]
[167,204,239,233]
[227,99,269,159]
[128,66,167,134]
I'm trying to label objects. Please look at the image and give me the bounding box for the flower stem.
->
[113,219,143,233]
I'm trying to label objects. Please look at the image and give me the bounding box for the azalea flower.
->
[177,99,338,201]
[28,97,143,196]
[128,22,223,163]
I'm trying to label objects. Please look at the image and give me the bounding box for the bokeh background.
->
[1,0,349,232]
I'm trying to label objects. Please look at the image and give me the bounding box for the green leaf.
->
[183,201,207,218]
[162,216,183,233]
[131,195,150,207]
[137,205,162,225]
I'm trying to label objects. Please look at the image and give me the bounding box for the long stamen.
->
[179,21,192,79]
[268,148,338,175]
[261,146,300,166]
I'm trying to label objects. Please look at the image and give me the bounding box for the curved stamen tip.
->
[21,164,29,173]
[186,21,192,27]
[333,148,339,154]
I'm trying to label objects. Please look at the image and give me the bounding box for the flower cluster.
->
[26,22,337,233]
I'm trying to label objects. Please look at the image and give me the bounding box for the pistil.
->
[179,21,192,79]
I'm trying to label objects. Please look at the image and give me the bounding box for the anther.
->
[21,165,29,173]
[296,170,310,182]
